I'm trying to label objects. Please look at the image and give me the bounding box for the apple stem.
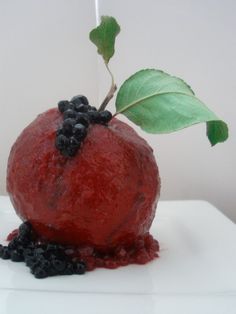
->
[98,63,117,112]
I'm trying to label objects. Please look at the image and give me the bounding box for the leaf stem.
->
[105,62,115,86]
[98,62,117,111]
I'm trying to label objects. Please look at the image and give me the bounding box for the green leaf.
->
[207,120,228,146]
[115,69,228,146]
[89,16,120,64]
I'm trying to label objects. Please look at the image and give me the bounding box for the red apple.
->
[7,108,160,251]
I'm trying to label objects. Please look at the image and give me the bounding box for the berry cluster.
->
[55,95,112,157]
[0,222,86,279]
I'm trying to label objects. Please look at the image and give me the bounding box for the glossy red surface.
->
[7,108,161,251]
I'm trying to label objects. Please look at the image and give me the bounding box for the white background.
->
[0,0,235,221]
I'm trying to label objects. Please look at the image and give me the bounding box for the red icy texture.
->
[66,233,160,271]
[7,108,161,253]
[6,229,19,242]
[7,230,159,271]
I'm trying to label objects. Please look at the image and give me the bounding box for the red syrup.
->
[69,233,159,271]
[7,229,19,241]
[7,229,159,271]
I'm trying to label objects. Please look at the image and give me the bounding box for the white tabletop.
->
[0,196,235,314]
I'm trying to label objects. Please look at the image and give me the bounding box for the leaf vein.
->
[117,91,198,114]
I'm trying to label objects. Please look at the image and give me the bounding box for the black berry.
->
[68,102,75,110]
[19,221,32,237]
[40,259,51,269]
[0,220,88,278]
[1,247,10,260]
[34,247,45,257]
[17,235,30,246]
[71,95,89,106]
[76,113,90,128]
[55,95,110,158]
[8,237,19,250]
[87,111,101,123]
[0,245,3,257]
[23,248,34,258]
[62,262,74,275]
[11,250,24,262]
[52,259,66,272]
[62,146,78,157]
[58,100,70,113]
[74,103,89,113]
[99,110,112,124]
[73,124,87,140]
[62,118,77,134]
[63,109,77,120]
[69,136,81,149]
[34,267,48,279]
[46,243,59,252]
[56,127,65,136]
[74,261,86,274]
[25,256,36,267]
[55,134,69,150]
